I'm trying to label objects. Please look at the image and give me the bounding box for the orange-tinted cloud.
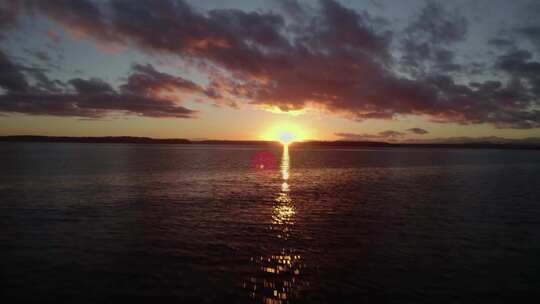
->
[4,0,540,128]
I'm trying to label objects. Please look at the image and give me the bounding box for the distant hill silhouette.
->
[0,136,192,144]
[1,136,539,150]
[0,136,277,146]
[295,140,540,150]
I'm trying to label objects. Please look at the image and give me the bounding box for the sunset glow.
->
[262,123,309,144]
[3,1,540,303]
[1,0,540,142]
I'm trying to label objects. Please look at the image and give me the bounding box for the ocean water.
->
[1,143,540,303]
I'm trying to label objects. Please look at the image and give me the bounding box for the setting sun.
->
[261,122,309,144]
[278,131,295,144]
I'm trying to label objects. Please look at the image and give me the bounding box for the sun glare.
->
[262,122,309,144]
[278,131,295,144]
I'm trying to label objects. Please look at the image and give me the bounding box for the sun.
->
[261,122,309,144]
[278,131,296,144]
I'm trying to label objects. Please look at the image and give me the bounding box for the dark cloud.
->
[379,130,405,138]
[494,48,540,107]
[0,92,195,118]
[0,2,20,35]
[368,0,384,9]
[406,136,540,145]
[69,78,115,94]
[335,133,540,145]
[33,51,50,61]
[0,50,30,92]
[407,128,429,135]
[405,1,468,45]
[47,29,61,43]
[515,26,540,50]
[1,0,539,129]
[120,63,203,97]
[335,130,405,141]
[400,1,468,75]
[495,49,540,82]
[0,51,198,118]
[487,37,515,48]
[28,68,64,92]
[275,0,306,20]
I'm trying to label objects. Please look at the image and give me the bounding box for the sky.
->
[1,0,540,142]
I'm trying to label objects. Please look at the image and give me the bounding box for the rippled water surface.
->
[2,143,540,303]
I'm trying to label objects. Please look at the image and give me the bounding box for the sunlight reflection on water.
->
[244,144,308,303]
[5,144,540,302]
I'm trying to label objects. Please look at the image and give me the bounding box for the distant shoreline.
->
[1,135,539,150]
[0,136,277,146]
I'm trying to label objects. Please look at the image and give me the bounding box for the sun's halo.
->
[278,131,296,145]
[261,122,309,144]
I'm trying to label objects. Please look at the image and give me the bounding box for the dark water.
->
[1,143,540,303]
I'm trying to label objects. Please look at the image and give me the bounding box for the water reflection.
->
[281,145,289,181]
[244,145,308,303]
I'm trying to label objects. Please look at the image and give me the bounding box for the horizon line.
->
[1,135,540,150]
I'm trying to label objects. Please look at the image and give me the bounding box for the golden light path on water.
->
[244,144,307,304]
[274,145,294,228]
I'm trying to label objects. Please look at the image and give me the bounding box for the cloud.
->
[34,51,50,61]
[487,37,515,48]
[0,92,196,118]
[0,50,30,92]
[0,1,20,36]
[0,0,538,129]
[69,78,114,94]
[335,128,430,141]
[399,1,468,76]
[405,1,468,45]
[120,63,203,97]
[515,25,540,50]
[335,130,405,141]
[335,133,540,145]
[0,51,198,118]
[47,29,61,43]
[407,128,429,134]
[406,136,540,145]
[275,0,307,20]
[28,68,64,93]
